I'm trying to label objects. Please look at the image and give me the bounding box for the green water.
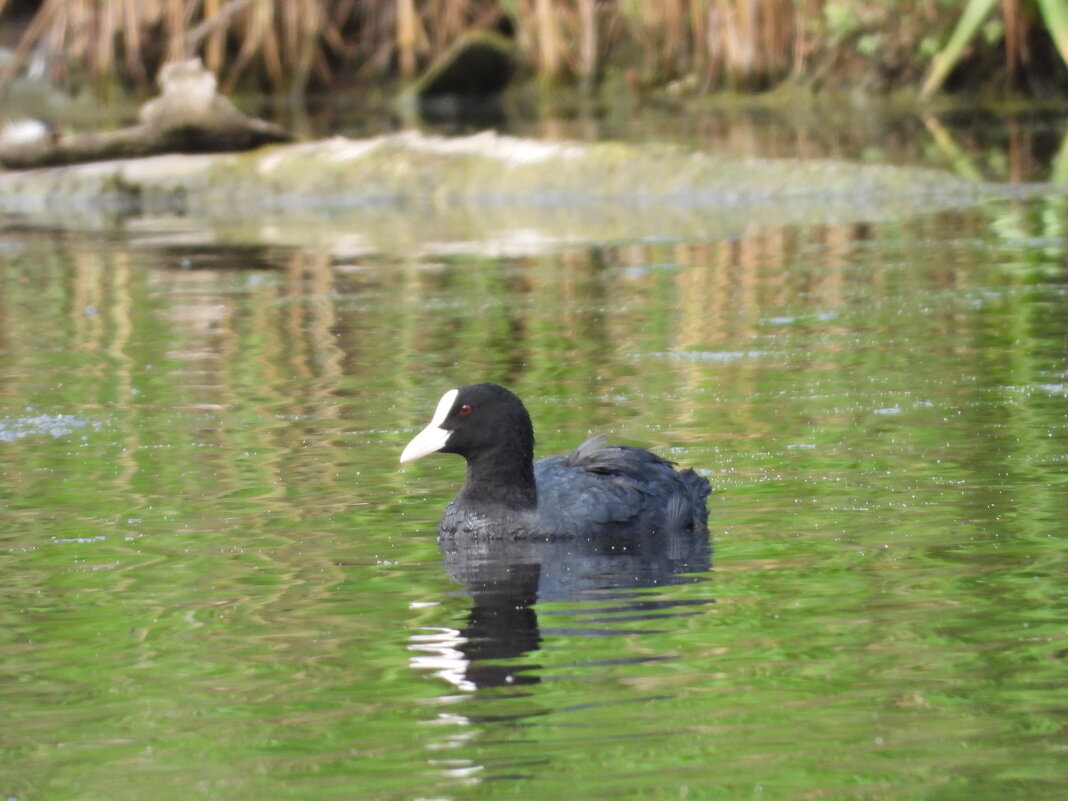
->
[1,191,1066,801]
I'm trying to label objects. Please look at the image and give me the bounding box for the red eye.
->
[459,404,472,415]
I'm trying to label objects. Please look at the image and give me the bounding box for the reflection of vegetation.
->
[1,210,1061,489]
[2,208,1067,799]
[923,111,1068,184]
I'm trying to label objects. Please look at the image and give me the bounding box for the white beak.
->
[399,388,458,463]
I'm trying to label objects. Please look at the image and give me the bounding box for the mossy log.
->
[0,119,292,170]
[0,131,999,255]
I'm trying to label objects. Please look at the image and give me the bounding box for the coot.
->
[400,383,711,540]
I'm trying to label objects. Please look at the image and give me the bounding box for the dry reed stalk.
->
[348,2,394,80]
[535,0,564,78]
[96,0,116,79]
[735,0,756,80]
[220,0,267,92]
[614,0,653,80]
[703,2,722,85]
[185,0,254,57]
[1003,0,1027,82]
[317,2,349,62]
[437,0,468,52]
[635,2,663,76]
[791,0,815,76]
[66,1,88,77]
[165,0,186,63]
[760,0,792,79]
[661,0,687,74]
[578,0,596,80]
[258,0,285,90]
[0,0,859,96]
[689,0,711,76]
[202,0,225,72]
[712,0,742,84]
[282,1,300,74]
[759,0,775,76]
[396,0,419,77]
[291,0,324,93]
[120,0,149,87]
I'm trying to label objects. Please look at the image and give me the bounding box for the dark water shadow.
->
[417,93,508,130]
[432,527,713,690]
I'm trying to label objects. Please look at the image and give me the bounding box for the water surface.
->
[1,187,1066,800]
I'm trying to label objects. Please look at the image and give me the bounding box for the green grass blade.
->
[1037,0,1068,66]
[920,0,999,99]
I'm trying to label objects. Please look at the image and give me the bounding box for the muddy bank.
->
[0,130,986,253]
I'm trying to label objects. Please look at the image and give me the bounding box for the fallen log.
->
[0,59,292,170]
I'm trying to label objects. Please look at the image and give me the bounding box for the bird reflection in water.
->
[409,524,712,692]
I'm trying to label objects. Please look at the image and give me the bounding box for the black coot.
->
[400,383,711,540]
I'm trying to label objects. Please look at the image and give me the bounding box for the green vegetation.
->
[0,0,1064,97]
[921,0,1068,97]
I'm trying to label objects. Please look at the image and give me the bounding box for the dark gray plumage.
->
[401,383,711,541]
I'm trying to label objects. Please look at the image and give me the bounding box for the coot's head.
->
[400,383,534,465]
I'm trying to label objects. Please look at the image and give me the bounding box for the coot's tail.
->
[681,468,712,509]
[667,468,711,533]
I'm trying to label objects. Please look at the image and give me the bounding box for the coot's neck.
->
[458,443,538,511]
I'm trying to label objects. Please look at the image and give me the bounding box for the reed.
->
[0,1,1062,97]
[922,0,1068,97]
[0,0,369,94]
[534,0,564,78]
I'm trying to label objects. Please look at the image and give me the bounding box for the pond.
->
[1,137,1067,799]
